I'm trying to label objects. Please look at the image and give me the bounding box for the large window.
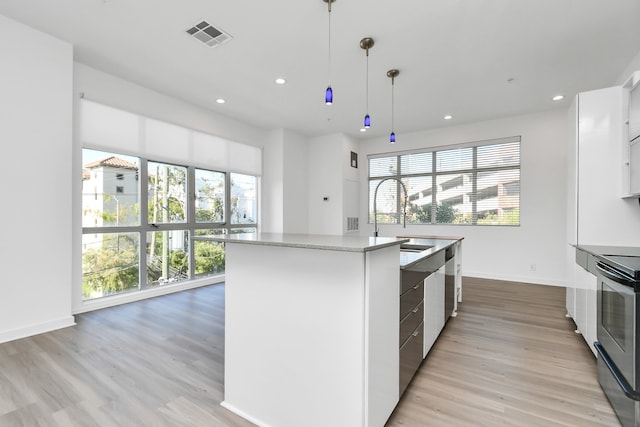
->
[369,137,520,226]
[82,148,258,300]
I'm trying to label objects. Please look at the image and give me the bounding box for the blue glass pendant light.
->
[323,0,336,105]
[325,86,333,104]
[387,69,399,144]
[360,37,374,128]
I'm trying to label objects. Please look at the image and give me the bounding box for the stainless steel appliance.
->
[594,254,640,427]
[444,245,455,321]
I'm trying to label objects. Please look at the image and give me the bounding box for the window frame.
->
[368,136,521,226]
[81,148,259,300]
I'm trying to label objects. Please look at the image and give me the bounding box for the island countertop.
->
[397,235,464,269]
[195,232,408,253]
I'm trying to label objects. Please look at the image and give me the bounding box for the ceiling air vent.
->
[186,20,232,47]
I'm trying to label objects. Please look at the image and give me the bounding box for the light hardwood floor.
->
[0,278,620,426]
[386,277,620,427]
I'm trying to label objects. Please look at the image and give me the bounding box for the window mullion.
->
[187,166,195,280]
[225,172,232,230]
[431,152,436,223]
[136,158,147,289]
[471,146,478,224]
[396,156,401,224]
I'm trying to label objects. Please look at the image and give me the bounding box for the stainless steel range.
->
[594,254,640,427]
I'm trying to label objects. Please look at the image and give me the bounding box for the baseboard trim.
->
[220,401,271,427]
[462,272,567,287]
[0,315,76,344]
[73,275,225,314]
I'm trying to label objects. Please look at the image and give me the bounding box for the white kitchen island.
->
[205,233,406,427]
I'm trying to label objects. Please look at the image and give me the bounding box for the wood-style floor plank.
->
[0,278,620,426]
[0,285,254,427]
[386,277,620,427]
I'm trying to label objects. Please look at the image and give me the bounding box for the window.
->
[81,148,259,300]
[368,137,520,225]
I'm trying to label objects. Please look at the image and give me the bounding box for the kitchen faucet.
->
[373,177,408,237]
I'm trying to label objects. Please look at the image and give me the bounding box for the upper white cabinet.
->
[569,86,623,245]
[623,71,640,197]
[566,79,640,354]
[567,84,640,248]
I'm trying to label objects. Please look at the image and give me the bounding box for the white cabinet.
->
[565,286,575,319]
[453,242,462,314]
[573,262,597,356]
[622,71,640,197]
[423,265,445,358]
[222,241,400,427]
[566,84,635,355]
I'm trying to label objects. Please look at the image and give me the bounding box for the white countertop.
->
[195,232,408,252]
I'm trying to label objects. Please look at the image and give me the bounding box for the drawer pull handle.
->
[412,330,420,337]
[412,307,420,313]
[412,284,420,290]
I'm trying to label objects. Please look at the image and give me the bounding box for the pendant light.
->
[387,69,399,143]
[323,0,336,105]
[360,37,374,128]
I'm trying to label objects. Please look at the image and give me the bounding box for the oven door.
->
[596,262,637,390]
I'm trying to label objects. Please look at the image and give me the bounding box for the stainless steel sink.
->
[400,243,433,253]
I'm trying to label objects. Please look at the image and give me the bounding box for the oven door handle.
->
[594,341,640,401]
[596,262,637,287]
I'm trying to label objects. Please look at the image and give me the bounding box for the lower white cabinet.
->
[424,265,445,357]
[570,262,597,356]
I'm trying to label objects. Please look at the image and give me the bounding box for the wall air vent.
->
[186,20,232,47]
[347,217,359,232]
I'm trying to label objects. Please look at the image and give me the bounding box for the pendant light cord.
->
[327,3,332,86]
[366,50,369,114]
[391,77,395,132]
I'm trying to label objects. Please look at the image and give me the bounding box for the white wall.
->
[282,130,309,234]
[617,47,640,85]
[308,134,344,235]
[0,15,75,343]
[342,136,361,234]
[307,133,361,235]
[358,110,568,286]
[261,128,310,234]
[74,64,267,149]
[261,129,285,233]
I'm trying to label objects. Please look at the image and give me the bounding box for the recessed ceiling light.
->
[552,95,564,101]
[360,128,367,132]
[275,78,286,85]
[216,98,226,104]
[444,115,453,120]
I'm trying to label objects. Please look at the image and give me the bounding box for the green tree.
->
[194,241,225,274]
[195,179,224,222]
[82,234,139,298]
[436,202,457,223]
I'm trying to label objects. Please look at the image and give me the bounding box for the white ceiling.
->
[1,0,639,140]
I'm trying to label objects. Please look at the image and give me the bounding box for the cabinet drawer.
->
[401,251,445,294]
[400,300,424,346]
[399,321,424,396]
[400,280,423,320]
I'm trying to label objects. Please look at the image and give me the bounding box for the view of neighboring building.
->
[370,139,520,225]
[82,156,139,245]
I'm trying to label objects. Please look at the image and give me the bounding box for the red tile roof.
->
[84,156,138,170]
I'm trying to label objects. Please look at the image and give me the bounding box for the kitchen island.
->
[208,233,407,427]
[199,232,462,427]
